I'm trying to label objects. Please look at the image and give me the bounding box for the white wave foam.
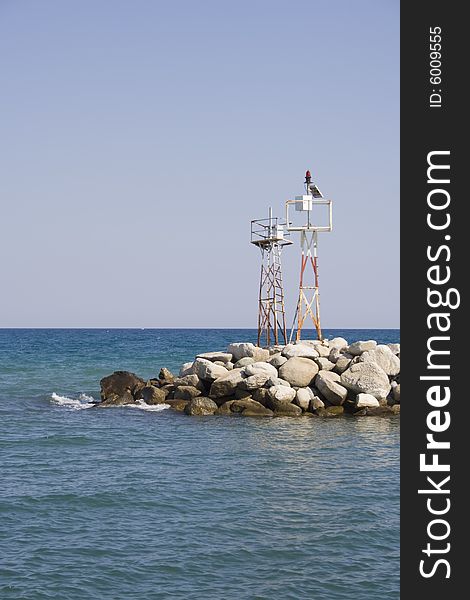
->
[129,400,170,412]
[50,394,169,412]
[50,392,95,410]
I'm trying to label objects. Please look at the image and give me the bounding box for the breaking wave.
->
[50,392,96,410]
[50,393,169,412]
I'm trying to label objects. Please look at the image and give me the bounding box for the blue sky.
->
[0,0,399,328]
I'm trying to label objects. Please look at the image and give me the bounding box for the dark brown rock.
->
[184,397,218,416]
[173,386,201,401]
[164,399,189,412]
[100,371,146,406]
[159,367,175,384]
[273,403,302,417]
[215,400,236,414]
[140,385,168,405]
[252,388,270,406]
[230,398,273,416]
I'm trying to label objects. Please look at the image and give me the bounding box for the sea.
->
[0,328,400,599]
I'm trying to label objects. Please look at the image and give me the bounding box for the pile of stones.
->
[99,338,400,418]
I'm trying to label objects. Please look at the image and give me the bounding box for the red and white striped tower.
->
[286,170,333,342]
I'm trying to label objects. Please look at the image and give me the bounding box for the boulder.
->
[315,370,348,406]
[227,343,270,362]
[164,398,189,411]
[209,369,245,398]
[282,343,319,359]
[333,354,353,374]
[174,385,202,401]
[392,382,401,403]
[310,396,325,411]
[160,384,175,399]
[212,395,237,406]
[317,406,344,417]
[341,362,391,400]
[268,353,288,368]
[233,357,255,368]
[274,403,302,417]
[179,362,194,377]
[234,388,252,399]
[239,373,270,390]
[268,385,297,404]
[387,343,401,355]
[173,374,205,391]
[356,393,380,408]
[159,367,175,383]
[216,400,236,414]
[196,351,233,363]
[191,358,228,382]
[224,362,234,371]
[328,347,342,363]
[315,357,335,371]
[267,376,291,388]
[184,397,218,416]
[278,357,319,387]
[347,340,377,356]
[100,371,145,405]
[359,345,400,377]
[230,398,273,416]
[295,388,311,411]
[315,345,331,358]
[252,388,270,406]
[140,385,168,405]
[363,406,396,417]
[329,337,349,351]
[243,362,278,379]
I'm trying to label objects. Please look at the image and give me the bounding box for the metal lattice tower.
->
[286,171,333,342]
[251,208,291,347]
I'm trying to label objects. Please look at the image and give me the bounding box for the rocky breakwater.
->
[98,338,400,418]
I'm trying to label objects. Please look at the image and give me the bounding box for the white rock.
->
[196,351,233,363]
[227,342,269,362]
[191,358,228,382]
[233,357,255,368]
[315,345,331,358]
[282,343,319,359]
[356,393,380,408]
[294,339,322,347]
[315,357,335,371]
[333,354,353,374]
[267,376,291,387]
[347,340,377,356]
[243,362,278,379]
[295,388,311,410]
[179,362,194,377]
[209,369,245,398]
[329,337,349,351]
[387,343,401,355]
[328,347,341,363]
[268,385,296,403]
[359,345,400,377]
[268,353,288,368]
[315,370,348,405]
[239,373,270,390]
[278,357,319,387]
[393,384,400,402]
[340,362,391,400]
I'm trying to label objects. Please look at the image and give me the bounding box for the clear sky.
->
[0,0,399,328]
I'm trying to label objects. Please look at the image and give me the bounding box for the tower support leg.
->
[290,231,322,342]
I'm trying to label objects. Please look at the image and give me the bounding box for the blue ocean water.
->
[0,329,400,599]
